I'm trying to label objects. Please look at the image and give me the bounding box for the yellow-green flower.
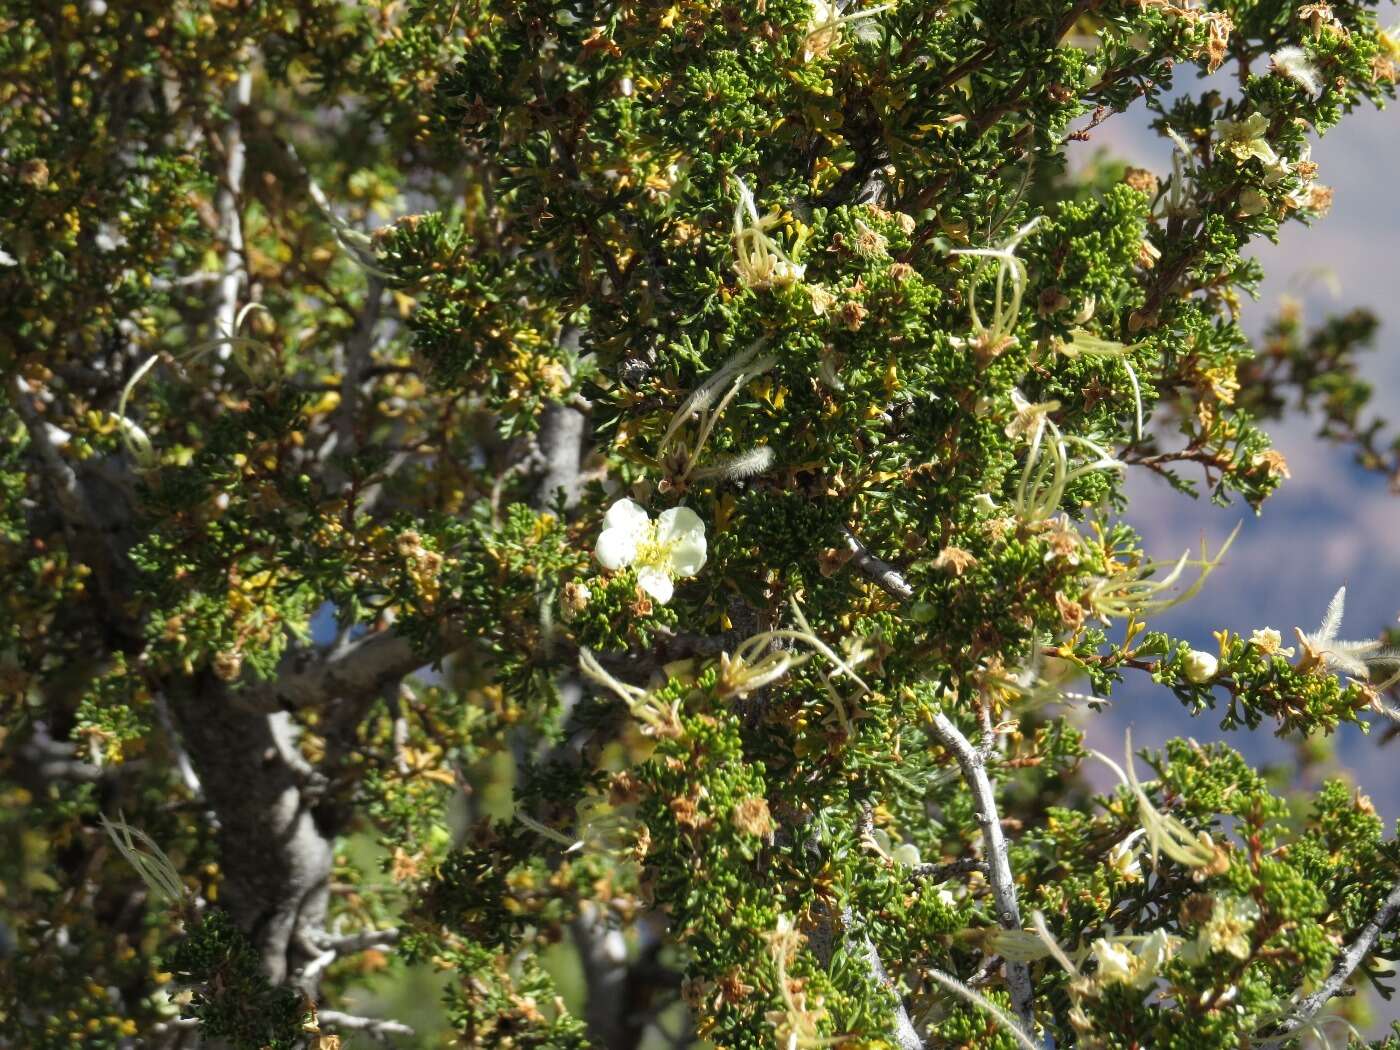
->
[1214,112,1279,166]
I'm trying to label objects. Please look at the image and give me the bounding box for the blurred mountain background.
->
[1076,36,1400,817]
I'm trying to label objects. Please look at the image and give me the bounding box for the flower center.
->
[633,526,676,574]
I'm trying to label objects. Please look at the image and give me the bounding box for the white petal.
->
[667,535,707,577]
[656,505,703,541]
[603,498,652,537]
[636,567,674,605]
[657,507,707,576]
[595,527,638,571]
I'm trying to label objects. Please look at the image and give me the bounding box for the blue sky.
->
[1074,47,1400,822]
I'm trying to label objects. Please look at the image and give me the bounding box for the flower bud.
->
[1183,649,1219,684]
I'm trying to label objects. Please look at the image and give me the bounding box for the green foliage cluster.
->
[166,911,308,1050]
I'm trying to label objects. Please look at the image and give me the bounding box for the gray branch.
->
[317,1009,415,1040]
[170,672,334,988]
[571,903,633,1049]
[332,275,385,498]
[214,70,252,343]
[15,723,117,784]
[312,926,402,954]
[248,628,429,712]
[929,712,1038,1037]
[1273,877,1400,1037]
[12,380,88,528]
[843,814,924,1050]
[12,379,139,638]
[842,528,913,601]
[536,401,586,512]
[535,325,587,513]
[856,922,925,1050]
[908,857,988,882]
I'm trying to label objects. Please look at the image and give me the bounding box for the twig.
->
[249,629,430,712]
[389,686,411,776]
[312,926,402,954]
[13,379,95,535]
[214,70,252,344]
[907,857,988,882]
[299,947,338,989]
[842,528,914,601]
[335,275,384,497]
[149,1018,199,1034]
[929,712,1040,1038]
[1272,878,1400,1036]
[848,812,925,1049]
[316,1009,415,1040]
[855,919,925,1050]
[153,692,204,797]
[18,724,114,783]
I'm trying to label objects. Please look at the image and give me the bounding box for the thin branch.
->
[149,1019,199,1034]
[535,327,587,513]
[855,921,925,1050]
[571,902,633,1049]
[153,692,204,797]
[13,379,94,532]
[846,813,925,1049]
[929,712,1039,1038]
[248,629,430,712]
[311,927,402,954]
[214,70,252,343]
[907,857,988,882]
[842,528,914,601]
[12,378,138,631]
[1273,877,1400,1036]
[299,947,338,989]
[18,731,111,783]
[334,275,384,498]
[316,1010,415,1040]
[536,401,586,512]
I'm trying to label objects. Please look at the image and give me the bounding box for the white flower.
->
[1005,388,1061,442]
[1090,939,1138,986]
[1091,930,1179,989]
[1199,895,1259,960]
[1237,188,1269,217]
[594,498,707,605]
[1183,649,1219,684]
[1214,112,1279,167]
[95,224,127,252]
[1271,46,1322,96]
[1107,829,1146,882]
[1138,929,1178,975]
[1248,627,1294,657]
[731,177,806,290]
[0,246,16,267]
